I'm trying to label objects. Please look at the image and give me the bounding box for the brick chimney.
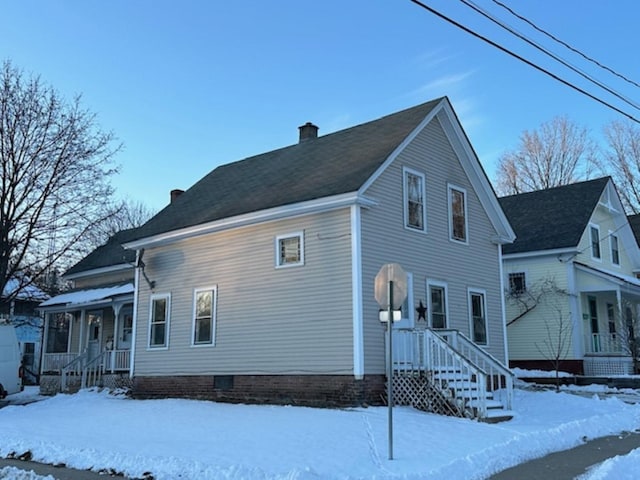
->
[298,122,319,142]
[170,189,184,203]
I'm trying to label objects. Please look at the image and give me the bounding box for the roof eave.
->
[503,247,579,260]
[64,263,133,281]
[124,192,377,250]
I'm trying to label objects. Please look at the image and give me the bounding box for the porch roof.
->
[39,283,134,311]
[574,262,640,295]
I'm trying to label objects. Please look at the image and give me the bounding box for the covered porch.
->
[575,263,640,375]
[38,283,134,392]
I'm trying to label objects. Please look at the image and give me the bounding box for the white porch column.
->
[40,313,50,375]
[78,310,86,354]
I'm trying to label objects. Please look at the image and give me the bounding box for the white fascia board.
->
[436,102,516,243]
[358,99,443,194]
[502,247,578,261]
[124,192,377,250]
[64,263,133,281]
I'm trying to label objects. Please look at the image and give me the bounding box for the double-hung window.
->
[590,225,601,260]
[276,232,304,267]
[469,289,487,345]
[193,287,217,346]
[428,282,448,329]
[403,167,426,232]
[149,294,170,348]
[611,233,620,265]
[448,185,467,243]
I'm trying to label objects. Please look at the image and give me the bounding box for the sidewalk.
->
[490,431,640,479]
[0,458,130,480]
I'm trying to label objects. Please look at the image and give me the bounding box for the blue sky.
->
[3,1,639,211]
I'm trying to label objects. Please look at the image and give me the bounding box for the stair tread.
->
[467,399,503,408]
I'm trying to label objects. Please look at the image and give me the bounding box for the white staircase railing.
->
[391,328,513,418]
[437,329,514,411]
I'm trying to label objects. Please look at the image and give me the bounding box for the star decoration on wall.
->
[416,300,427,321]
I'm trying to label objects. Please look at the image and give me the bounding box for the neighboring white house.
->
[1,278,49,384]
[499,177,640,375]
[40,98,516,420]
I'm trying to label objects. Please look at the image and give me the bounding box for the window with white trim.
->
[149,294,170,348]
[192,287,217,346]
[508,272,526,295]
[610,233,620,265]
[428,281,448,329]
[276,232,304,267]
[403,167,426,232]
[469,289,487,345]
[590,225,601,259]
[448,185,467,242]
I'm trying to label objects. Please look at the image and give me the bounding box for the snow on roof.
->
[2,278,49,301]
[39,283,134,308]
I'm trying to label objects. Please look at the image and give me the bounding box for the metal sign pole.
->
[387,280,394,461]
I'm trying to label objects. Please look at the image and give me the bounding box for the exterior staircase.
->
[390,328,515,422]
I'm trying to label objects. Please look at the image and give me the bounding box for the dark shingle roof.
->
[498,177,610,255]
[65,228,138,276]
[628,214,640,247]
[128,98,443,242]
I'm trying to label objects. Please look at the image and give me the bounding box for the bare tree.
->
[82,198,156,252]
[0,60,120,302]
[506,277,573,391]
[600,120,640,214]
[496,116,597,196]
[615,300,640,374]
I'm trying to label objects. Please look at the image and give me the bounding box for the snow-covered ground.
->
[1,381,640,480]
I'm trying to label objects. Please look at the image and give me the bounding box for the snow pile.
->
[0,467,52,480]
[1,386,640,479]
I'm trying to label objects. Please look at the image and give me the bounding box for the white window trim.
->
[609,231,620,267]
[148,293,171,350]
[507,271,527,296]
[427,279,449,329]
[447,183,469,244]
[394,272,414,329]
[275,231,305,268]
[191,286,218,347]
[402,166,427,233]
[468,288,488,346]
[589,224,602,261]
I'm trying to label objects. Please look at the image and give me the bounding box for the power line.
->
[491,0,640,90]
[408,0,640,124]
[459,0,640,112]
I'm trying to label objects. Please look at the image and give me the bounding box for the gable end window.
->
[403,167,426,232]
[192,287,217,346]
[590,226,601,259]
[448,185,468,243]
[508,272,526,295]
[149,294,170,348]
[611,233,620,265]
[276,232,304,267]
[469,289,487,345]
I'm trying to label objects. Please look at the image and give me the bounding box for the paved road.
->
[0,458,130,479]
[490,431,640,479]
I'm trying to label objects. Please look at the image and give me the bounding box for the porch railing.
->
[437,329,514,410]
[42,353,77,373]
[585,333,626,355]
[105,349,131,372]
[391,328,513,418]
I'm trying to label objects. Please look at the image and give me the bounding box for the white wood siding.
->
[134,209,354,376]
[360,116,507,374]
[504,256,575,360]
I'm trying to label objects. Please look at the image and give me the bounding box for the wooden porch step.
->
[480,409,515,423]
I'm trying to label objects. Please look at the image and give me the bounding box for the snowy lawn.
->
[1,383,640,480]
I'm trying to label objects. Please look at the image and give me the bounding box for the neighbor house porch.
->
[38,283,134,393]
[575,263,640,375]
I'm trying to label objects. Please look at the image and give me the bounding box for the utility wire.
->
[491,0,640,90]
[408,0,640,124]
[460,0,640,112]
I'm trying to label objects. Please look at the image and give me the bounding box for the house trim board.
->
[503,247,579,261]
[351,205,364,379]
[64,263,132,281]
[498,245,510,363]
[566,261,584,358]
[130,263,140,378]
[124,192,377,250]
